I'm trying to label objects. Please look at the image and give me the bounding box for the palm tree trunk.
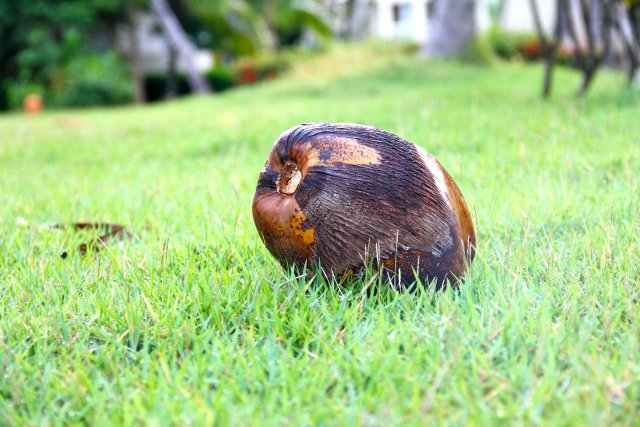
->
[262,0,279,51]
[425,0,476,57]
[127,10,146,104]
[166,44,178,99]
[150,0,210,94]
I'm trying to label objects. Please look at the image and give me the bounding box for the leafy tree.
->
[0,0,331,109]
[0,0,132,109]
[185,0,330,55]
[185,0,276,55]
[254,0,332,49]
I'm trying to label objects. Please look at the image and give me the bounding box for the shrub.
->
[207,66,235,90]
[235,55,289,84]
[237,63,260,84]
[460,36,497,66]
[143,56,288,102]
[144,74,190,102]
[145,66,236,102]
[488,30,540,61]
[51,52,133,107]
[520,40,543,60]
[6,82,46,110]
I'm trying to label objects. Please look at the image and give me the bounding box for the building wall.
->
[370,0,430,41]
[495,0,555,34]
[363,0,556,42]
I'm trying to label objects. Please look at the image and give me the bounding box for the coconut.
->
[252,123,475,289]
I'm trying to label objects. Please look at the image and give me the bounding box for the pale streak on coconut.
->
[414,145,450,206]
[414,144,476,263]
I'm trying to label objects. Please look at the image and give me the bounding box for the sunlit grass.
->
[1,44,639,425]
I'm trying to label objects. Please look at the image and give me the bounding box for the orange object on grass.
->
[24,94,43,115]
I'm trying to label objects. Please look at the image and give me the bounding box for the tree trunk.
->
[530,0,561,98]
[263,0,279,51]
[425,0,476,57]
[613,3,640,84]
[127,11,146,104]
[166,44,178,99]
[630,5,640,47]
[150,0,210,94]
[343,0,356,37]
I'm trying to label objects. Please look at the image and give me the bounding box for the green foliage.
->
[207,66,237,90]
[186,0,271,55]
[5,53,133,109]
[1,49,639,424]
[460,35,497,66]
[145,66,237,101]
[0,0,133,110]
[0,0,329,110]
[5,82,46,111]
[273,0,332,46]
[144,56,288,101]
[235,54,289,80]
[400,41,422,55]
[51,53,133,107]
[487,30,540,61]
[185,0,331,55]
[144,73,187,101]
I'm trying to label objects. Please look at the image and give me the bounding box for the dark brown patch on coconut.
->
[252,122,476,289]
[379,225,467,290]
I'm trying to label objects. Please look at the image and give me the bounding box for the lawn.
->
[1,44,639,425]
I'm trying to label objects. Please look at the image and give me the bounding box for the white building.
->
[350,0,556,42]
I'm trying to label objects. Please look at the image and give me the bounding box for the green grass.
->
[1,45,639,425]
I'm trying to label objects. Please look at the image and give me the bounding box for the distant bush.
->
[52,53,133,108]
[144,56,289,102]
[487,30,540,61]
[208,66,236,90]
[6,82,46,111]
[485,31,577,67]
[144,73,188,102]
[460,36,497,65]
[400,41,422,55]
[234,56,289,84]
[6,52,132,109]
[145,66,236,102]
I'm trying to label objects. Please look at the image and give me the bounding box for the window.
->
[392,3,412,23]
[426,0,436,19]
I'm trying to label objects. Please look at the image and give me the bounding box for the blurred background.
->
[1,0,639,112]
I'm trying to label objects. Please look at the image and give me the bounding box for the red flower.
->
[239,66,259,84]
[521,41,542,58]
